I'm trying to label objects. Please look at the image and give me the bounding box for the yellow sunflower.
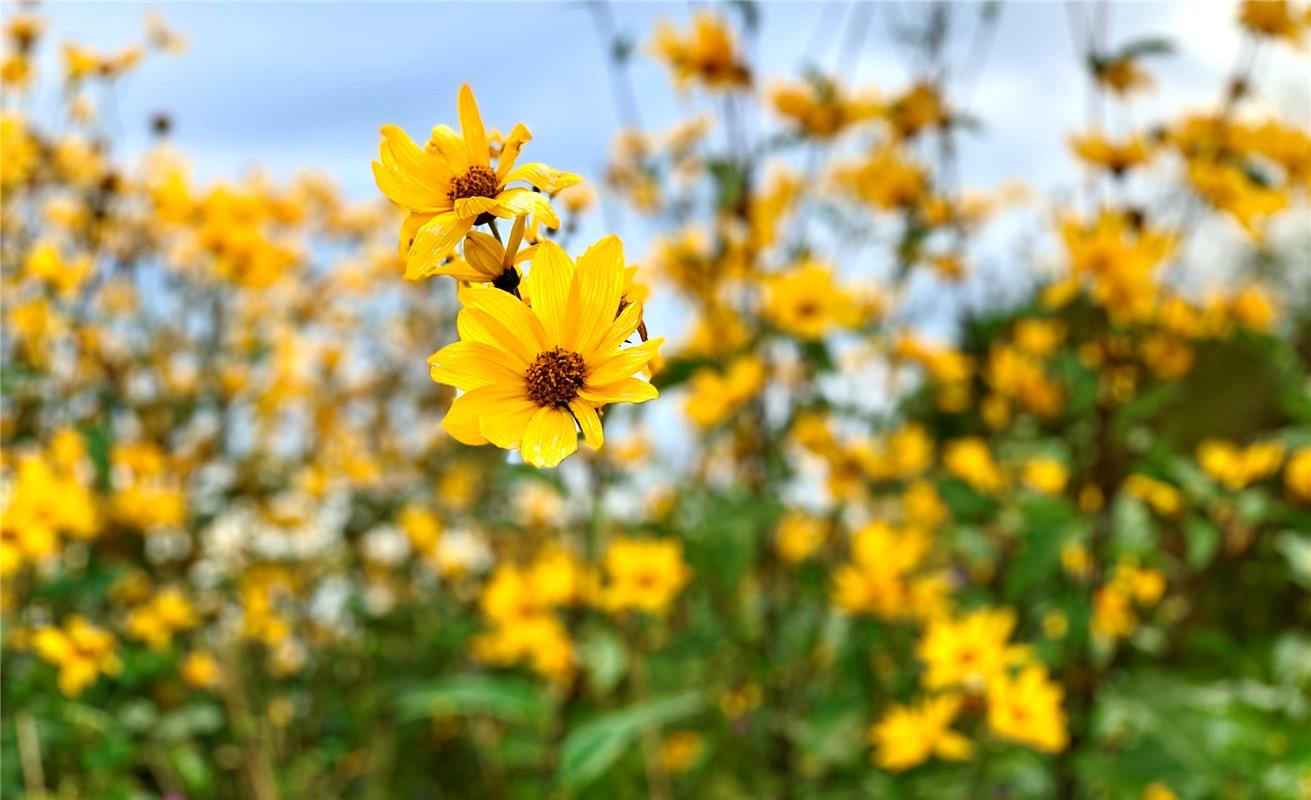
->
[428,236,662,468]
[372,84,581,281]
[441,215,536,291]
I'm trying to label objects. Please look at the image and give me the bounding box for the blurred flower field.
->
[2,2,1311,798]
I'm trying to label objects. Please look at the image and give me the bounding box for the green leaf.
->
[170,744,213,792]
[157,703,224,742]
[396,674,550,726]
[1276,532,1311,590]
[577,629,628,696]
[1183,514,1221,568]
[559,692,703,793]
[1007,497,1079,600]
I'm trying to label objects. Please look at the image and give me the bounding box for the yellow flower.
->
[1061,541,1093,579]
[1143,782,1180,800]
[1022,458,1068,495]
[1,53,30,89]
[398,503,443,554]
[1228,285,1277,332]
[1,451,99,576]
[1,112,37,190]
[769,76,878,138]
[659,730,704,774]
[1070,133,1154,175]
[833,523,944,621]
[886,82,947,139]
[181,652,222,689]
[32,616,121,697]
[834,145,927,210]
[651,12,751,91]
[763,261,870,340]
[775,512,827,564]
[529,547,593,608]
[1124,474,1184,516]
[470,613,574,682]
[372,84,580,280]
[1286,447,1311,504]
[750,168,801,251]
[684,356,765,429]
[904,481,948,530]
[126,588,199,650]
[436,214,536,287]
[23,241,94,297]
[1197,438,1285,491]
[1187,159,1288,238]
[1060,210,1176,320]
[869,694,973,771]
[1239,0,1307,44]
[943,438,1007,494]
[1094,55,1154,95]
[143,10,188,55]
[985,666,1068,753]
[601,537,691,616]
[1013,320,1066,356]
[918,608,1021,691]
[480,564,549,625]
[429,237,662,468]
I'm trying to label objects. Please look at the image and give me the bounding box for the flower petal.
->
[428,258,493,282]
[503,163,583,193]
[456,307,536,366]
[407,214,474,280]
[429,124,470,174]
[578,377,658,406]
[458,84,489,168]
[478,392,540,450]
[451,197,496,220]
[495,122,533,182]
[373,125,451,211]
[569,399,604,450]
[443,391,489,445]
[585,338,663,387]
[458,285,550,354]
[428,341,525,391]
[594,299,646,354]
[525,240,574,345]
[520,406,578,468]
[397,212,434,257]
[492,188,560,229]
[572,235,627,356]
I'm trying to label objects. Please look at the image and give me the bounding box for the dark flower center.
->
[448,165,499,201]
[525,347,587,408]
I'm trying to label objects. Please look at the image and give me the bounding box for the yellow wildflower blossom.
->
[651,12,751,91]
[869,694,973,771]
[601,537,691,616]
[33,616,121,697]
[919,608,1022,691]
[429,238,662,468]
[372,85,580,279]
[986,666,1068,753]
